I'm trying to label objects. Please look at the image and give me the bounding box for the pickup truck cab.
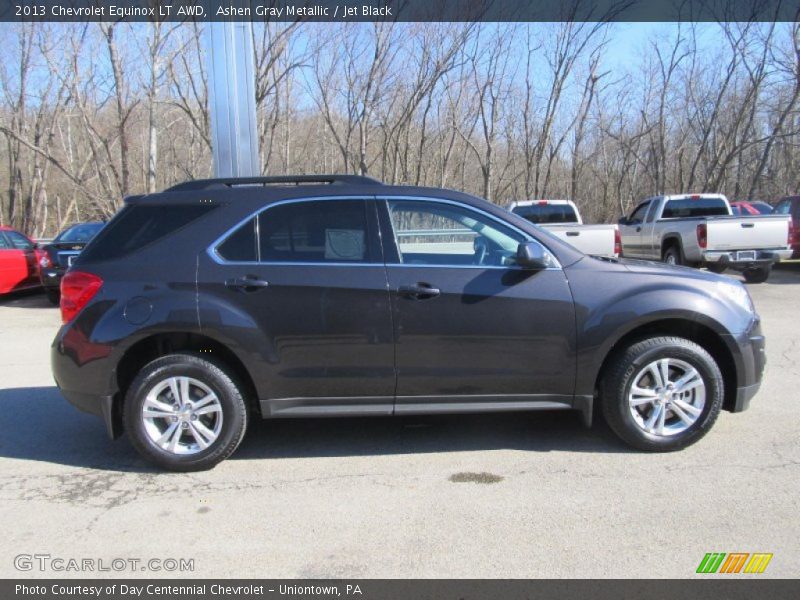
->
[619,194,793,283]
[509,199,620,258]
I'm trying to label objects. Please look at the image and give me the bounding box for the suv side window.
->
[628,201,650,224]
[385,199,532,267]
[216,199,373,264]
[774,200,792,216]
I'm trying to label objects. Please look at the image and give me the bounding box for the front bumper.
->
[724,318,766,412]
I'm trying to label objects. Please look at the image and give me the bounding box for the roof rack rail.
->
[165,174,384,193]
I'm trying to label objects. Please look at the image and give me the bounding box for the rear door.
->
[198,197,396,416]
[378,197,576,412]
[0,231,37,292]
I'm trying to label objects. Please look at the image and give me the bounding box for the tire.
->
[123,353,248,471]
[46,289,60,305]
[662,245,682,266]
[706,263,727,274]
[742,266,770,284]
[600,336,723,452]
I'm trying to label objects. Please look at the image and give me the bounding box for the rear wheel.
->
[601,336,723,452]
[662,245,682,266]
[123,353,248,471]
[742,266,771,284]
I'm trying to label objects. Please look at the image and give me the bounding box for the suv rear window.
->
[81,204,216,262]
[512,204,578,224]
[662,198,729,218]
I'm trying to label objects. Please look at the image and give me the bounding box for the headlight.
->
[39,255,51,268]
[715,281,754,313]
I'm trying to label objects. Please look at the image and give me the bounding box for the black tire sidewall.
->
[603,338,723,451]
[663,246,682,266]
[743,267,770,284]
[124,354,247,471]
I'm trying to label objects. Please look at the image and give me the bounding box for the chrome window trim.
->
[207,194,561,270]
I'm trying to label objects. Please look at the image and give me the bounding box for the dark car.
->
[39,222,105,304]
[773,196,800,258]
[51,175,766,471]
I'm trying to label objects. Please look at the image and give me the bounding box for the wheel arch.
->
[661,234,683,259]
[110,332,260,437]
[593,318,738,413]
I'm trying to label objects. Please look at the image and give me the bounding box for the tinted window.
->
[731,205,742,215]
[0,234,10,249]
[217,218,258,262]
[81,204,216,262]
[260,200,369,262]
[628,202,650,224]
[5,231,34,250]
[388,200,532,267]
[774,200,792,215]
[56,223,104,243]
[512,203,578,224]
[662,197,729,218]
[216,200,371,263]
[751,202,773,215]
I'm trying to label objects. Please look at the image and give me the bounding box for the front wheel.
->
[742,266,771,284]
[600,336,723,452]
[123,353,248,471]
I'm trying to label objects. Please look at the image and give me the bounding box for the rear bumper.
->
[723,318,766,412]
[40,267,65,290]
[704,249,792,269]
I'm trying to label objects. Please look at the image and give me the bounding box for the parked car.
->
[619,193,792,283]
[509,199,620,258]
[39,222,105,304]
[773,196,800,258]
[53,175,766,471]
[0,226,41,296]
[731,201,774,216]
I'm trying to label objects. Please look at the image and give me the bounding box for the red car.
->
[0,226,42,295]
[730,200,774,215]
[774,196,800,258]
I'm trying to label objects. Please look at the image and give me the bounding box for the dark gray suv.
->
[51,175,766,470]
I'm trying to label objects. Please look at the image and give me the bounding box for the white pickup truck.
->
[509,200,620,258]
[619,193,793,283]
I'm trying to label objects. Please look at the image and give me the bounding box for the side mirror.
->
[516,242,550,270]
[618,217,629,226]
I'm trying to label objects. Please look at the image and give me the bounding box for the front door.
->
[198,197,395,416]
[378,198,576,413]
[619,200,650,258]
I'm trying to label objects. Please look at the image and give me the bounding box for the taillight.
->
[60,271,103,324]
[614,228,622,256]
[696,224,707,249]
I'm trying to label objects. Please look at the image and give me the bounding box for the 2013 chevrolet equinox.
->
[51,175,766,471]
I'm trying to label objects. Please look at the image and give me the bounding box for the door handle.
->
[398,283,440,300]
[225,275,270,292]
[566,231,580,237]
[741,223,755,228]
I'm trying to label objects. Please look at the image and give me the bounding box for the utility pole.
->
[205,4,259,178]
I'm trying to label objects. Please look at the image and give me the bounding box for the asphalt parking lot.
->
[1,265,798,579]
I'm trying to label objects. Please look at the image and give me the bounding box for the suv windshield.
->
[512,203,578,224]
[55,223,104,243]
